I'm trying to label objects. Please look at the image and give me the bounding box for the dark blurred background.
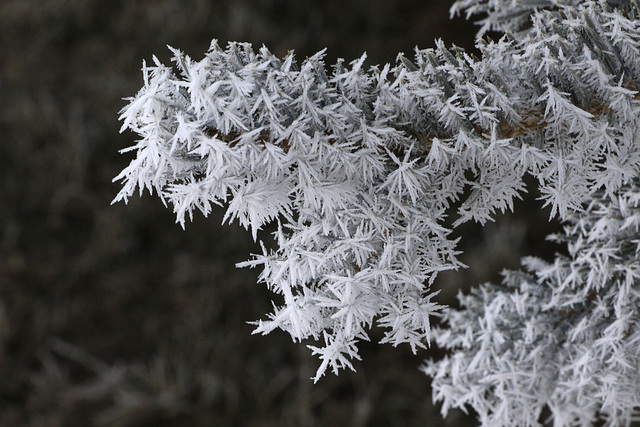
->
[0,1,560,425]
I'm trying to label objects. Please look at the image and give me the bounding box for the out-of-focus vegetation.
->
[0,1,557,425]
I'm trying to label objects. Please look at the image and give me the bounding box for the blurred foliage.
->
[0,0,557,425]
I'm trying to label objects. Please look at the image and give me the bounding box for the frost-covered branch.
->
[425,181,640,426]
[114,0,640,418]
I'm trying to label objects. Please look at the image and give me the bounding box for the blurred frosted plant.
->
[115,0,640,424]
[451,0,632,36]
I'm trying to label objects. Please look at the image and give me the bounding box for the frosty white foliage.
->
[115,0,640,423]
[425,182,640,426]
[451,0,631,36]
